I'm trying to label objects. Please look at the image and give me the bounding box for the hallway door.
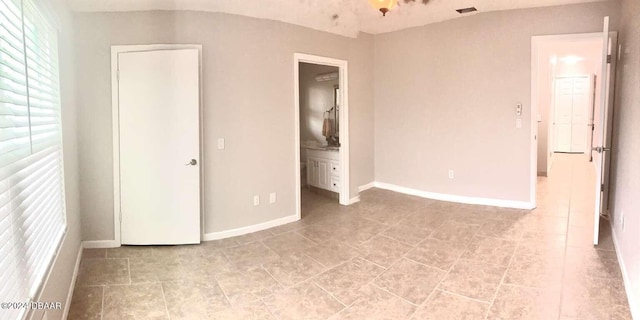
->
[553,75,592,153]
[592,17,617,245]
[118,48,201,245]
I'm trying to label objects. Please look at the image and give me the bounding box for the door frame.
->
[551,74,594,155]
[293,53,350,219]
[111,44,203,247]
[530,32,603,208]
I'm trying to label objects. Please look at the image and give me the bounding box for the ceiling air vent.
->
[456,7,478,14]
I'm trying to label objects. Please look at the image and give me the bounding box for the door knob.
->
[185,159,197,166]
[591,147,610,153]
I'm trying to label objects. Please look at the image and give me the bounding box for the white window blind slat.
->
[1,0,22,18]
[0,139,30,163]
[0,148,30,170]
[0,52,26,73]
[25,106,53,116]
[27,86,56,102]
[0,24,24,54]
[0,127,29,142]
[23,64,57,86]
[2,104,30,117]
[0,0,66,316]
[11,165,59,216]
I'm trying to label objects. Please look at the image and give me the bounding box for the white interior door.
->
[570,76,590,153]
[593,17,617,245]
[554,78,574,152]
[553,76,592,153]
[118,49,201,245]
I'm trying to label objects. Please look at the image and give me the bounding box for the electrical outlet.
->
[269,192,277,204]
[448,170,454,179]
[253,195,260,206]
[217,138,225,150]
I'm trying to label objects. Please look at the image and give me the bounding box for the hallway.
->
[536,153,628,318]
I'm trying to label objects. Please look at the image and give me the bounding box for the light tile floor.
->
[69,154,631,319]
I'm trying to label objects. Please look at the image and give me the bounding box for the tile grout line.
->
[405,215,482,319]
[555,160,575,319]
[260,296,282,320]
[100,285,105,320]
[211,276,233,311]
[127,258,131,285]
[482,240,519,320]
[438,289,493,305]
[158,282,171,319]
[370,282,420,307]
[406,250,460,319]
[313,281,348,311]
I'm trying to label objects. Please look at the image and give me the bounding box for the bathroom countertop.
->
[302,146,340,151]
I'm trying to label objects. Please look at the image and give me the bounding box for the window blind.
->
[0,0,65,318]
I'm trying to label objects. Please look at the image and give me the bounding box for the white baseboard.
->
[358,182,376,192]
[82,240,120,249]
[61,242,83,320]
[610,225,639,320]
[203,214,299,241]
[349,195,361,204]
[373,182,534,209]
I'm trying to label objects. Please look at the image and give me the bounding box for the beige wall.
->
[74,11,375,239]
[373,1,620,203]
[299,63,339,145]
[30,0,82,319]
[609,0,640,316]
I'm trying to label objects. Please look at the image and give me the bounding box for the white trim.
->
[358,182,375,193]
[202,215,298,241]
[82,240,120,249]
[293,53,351,221]
[61,243,83,320]
[349,195,360,204]
[374,182,534,209]
[610,225,639,319]
[111,44,203,246]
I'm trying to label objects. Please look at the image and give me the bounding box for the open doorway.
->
[535,35,603,176]
[531,27,618,246]
[293,54,350,220]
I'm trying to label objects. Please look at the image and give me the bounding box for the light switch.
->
[516,119,522,129]
[516,104,523,116]
[217,138,225,150]
[269,193,277,204]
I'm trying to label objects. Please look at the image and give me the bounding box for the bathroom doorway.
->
[293,54,351,220]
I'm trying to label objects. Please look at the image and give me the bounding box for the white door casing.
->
[294,53,351,219]
[117,48,201,245]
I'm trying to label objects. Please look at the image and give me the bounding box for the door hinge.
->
[601,184,605,192]
[607,55,612,63]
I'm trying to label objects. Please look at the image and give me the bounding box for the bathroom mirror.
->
[332,85,340,143]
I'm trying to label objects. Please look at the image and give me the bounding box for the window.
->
[0,0,66,318]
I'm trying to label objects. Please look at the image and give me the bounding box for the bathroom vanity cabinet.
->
[306,149,340,192]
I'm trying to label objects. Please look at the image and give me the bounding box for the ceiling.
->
[67,0,610,38]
